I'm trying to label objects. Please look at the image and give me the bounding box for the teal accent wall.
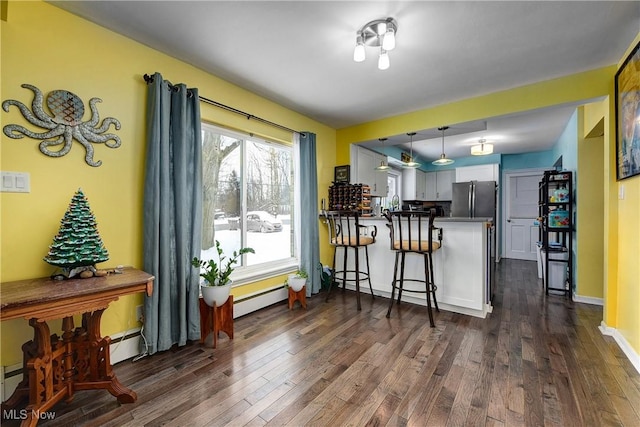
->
[552,110,579,171]
[502,150,555,170]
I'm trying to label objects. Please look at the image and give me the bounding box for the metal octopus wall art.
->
[2,84,121,167]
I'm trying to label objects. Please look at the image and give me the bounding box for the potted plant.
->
[192,240,255,307]
[286,268,308,292]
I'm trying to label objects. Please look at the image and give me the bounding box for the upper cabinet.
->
[352,145,388,197]
[402,168,427,200]
[425,169,455,200]
[456,164,499,182]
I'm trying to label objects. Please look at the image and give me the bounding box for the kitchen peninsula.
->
[327,215,494,318]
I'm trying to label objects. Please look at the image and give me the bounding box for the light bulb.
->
[353,34,365,62]
[382,28,396,51]
[354,44,365,62]
[378,49,390,70]
[377,21,387,36]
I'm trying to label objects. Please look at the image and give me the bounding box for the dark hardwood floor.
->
[5,259,640,426]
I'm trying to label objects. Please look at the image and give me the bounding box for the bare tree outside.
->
[201,131,240,249]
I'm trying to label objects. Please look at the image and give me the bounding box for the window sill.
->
[230,258,299,286]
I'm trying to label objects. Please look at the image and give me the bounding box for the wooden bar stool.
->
[384,209,441,327]
[323,210,376,310]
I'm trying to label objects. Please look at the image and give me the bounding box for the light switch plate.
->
[1,172,31,193]
[618,184,624,200]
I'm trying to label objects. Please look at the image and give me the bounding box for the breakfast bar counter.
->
[326,216,494,318]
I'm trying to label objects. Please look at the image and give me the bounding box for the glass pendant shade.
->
[353,35,366,62]
[378,49,390,70]
[432,155,455,166]
[382,28,396,50]
[375,161,390,171]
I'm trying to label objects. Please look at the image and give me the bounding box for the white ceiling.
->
[49,1,639,161]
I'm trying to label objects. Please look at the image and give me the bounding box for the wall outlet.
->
[136,305,144,323]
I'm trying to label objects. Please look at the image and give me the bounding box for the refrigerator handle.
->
[468,183,473,217]
[470,182,476,218]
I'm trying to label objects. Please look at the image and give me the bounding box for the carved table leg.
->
[0,328,39,412]
[23,319,67,427]
[72,310,136,403]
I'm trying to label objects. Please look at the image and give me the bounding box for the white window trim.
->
[201,122,299,280]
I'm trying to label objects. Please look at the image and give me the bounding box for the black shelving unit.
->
[538,170,573,297]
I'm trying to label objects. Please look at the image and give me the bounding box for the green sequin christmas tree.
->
[44,189,109,270]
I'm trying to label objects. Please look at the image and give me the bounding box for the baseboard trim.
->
[599,321,640,375]
[573,294,603,306]
[109,328,143,364]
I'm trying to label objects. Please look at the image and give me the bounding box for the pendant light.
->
[432,126,454,166]
[375,138,390,171]
[402,132,420,168]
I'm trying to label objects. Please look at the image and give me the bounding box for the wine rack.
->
[328,183,372,216]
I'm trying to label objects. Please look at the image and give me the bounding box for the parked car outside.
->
[246,211,282,232]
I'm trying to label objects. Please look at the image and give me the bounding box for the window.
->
[200,123,296,283]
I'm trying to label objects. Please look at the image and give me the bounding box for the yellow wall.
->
[0,0,335,366]
[577,103,605,299]
[610,33,640,355]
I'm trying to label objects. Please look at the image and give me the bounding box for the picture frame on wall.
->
[615,40,640,181]
[334,165,350,183]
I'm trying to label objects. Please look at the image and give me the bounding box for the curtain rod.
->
[143,74,304,136]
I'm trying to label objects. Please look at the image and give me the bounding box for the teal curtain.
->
[298,132,321,296]
[143,72,202,354]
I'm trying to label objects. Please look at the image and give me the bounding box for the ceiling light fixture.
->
[353,17,397,70]
[471,139,494,156]
[402,132,420,168]
[433,126,455,166]
[375,138,390,171]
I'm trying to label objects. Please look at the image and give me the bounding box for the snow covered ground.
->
[200,216,292,266]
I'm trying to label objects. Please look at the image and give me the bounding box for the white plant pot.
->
[201,281,232,307]
[288,275,307,292]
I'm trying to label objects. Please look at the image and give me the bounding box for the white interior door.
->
[504,171,544,260]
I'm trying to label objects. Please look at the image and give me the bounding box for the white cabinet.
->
[416,170,427,200]
[353,145,388,197]
[455,164,499,182]
[425,169,455,200]
[402,168,427,200]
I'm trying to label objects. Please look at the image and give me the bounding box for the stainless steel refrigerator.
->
[450,181,496,218]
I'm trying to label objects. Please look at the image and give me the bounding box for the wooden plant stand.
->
[199,295,233,348]
[288,286,307,309]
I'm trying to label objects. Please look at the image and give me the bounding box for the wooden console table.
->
[0,267,154,427]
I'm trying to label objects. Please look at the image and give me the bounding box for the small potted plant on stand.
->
[286,268,308,292]
[286,268,308,309]
[192,240,254,307]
